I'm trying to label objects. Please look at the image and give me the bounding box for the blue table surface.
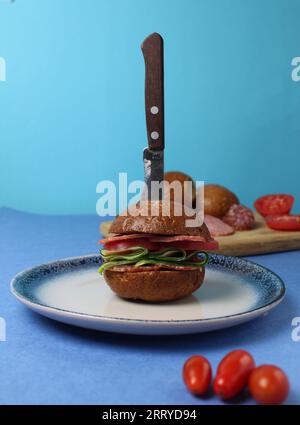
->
[0,207,299,405]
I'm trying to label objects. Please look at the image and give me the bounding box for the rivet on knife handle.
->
[141,33,164,151]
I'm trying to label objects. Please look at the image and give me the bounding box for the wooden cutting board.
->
[99,213,300,256]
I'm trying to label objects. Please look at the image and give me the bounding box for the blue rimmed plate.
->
[11,254,285,335]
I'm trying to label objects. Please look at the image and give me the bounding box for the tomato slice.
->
[254,194,294,217]
[266,214,300,231]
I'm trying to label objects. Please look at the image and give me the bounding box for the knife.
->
[141,33,165,200]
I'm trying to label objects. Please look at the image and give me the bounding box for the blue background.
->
[0,0,300,214]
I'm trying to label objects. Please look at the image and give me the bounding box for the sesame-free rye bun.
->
[104,267,205,302]
[164,171,196,205]
[204,184,239,218]
[110,200,210,237]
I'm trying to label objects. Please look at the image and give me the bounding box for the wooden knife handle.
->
[141,33,164,151]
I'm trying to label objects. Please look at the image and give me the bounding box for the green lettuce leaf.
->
[99,246,209,274]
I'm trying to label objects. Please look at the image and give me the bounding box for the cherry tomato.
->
[254,194,294,217]
[266,214,300,231]
[213,350,255,399]
[249,365,289,405]
[183,355,212,396]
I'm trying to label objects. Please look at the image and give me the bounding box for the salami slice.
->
[99,233,218,251]
[101,238,218,252]
[204,215,234,236]
[98,233,153,244]
[100,233,207,244]
[222,204,254,231]
[149,235,206,243]
[107,264,202,272]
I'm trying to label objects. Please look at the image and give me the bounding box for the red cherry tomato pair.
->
[183,350,254,400]
[254,194,300,231]
[183,350,289,404]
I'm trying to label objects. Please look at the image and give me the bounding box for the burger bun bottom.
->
[103,268,205,302]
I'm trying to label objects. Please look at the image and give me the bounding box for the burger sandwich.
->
[98,200,218,302]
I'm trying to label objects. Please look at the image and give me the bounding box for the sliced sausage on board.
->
[204,215,234,237]
[223,205,255,231]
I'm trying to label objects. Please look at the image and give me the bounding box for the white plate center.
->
[35,267,258,321]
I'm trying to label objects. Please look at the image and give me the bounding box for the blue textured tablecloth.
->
[0,207,299,405]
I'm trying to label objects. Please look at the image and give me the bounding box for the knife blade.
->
[141,33,165,200]
[143,147,164,200]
